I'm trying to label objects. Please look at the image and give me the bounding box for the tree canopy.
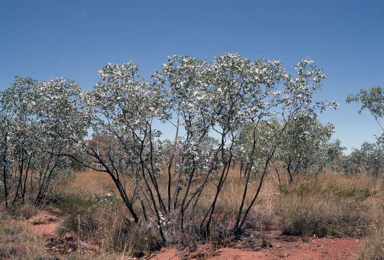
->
[0,53,338,239]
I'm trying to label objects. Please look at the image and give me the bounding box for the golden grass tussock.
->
[3,165,384,258]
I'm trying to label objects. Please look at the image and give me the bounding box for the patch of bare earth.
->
[151,230,361,260]
[4,211,362,259]
[3,209,100,256]
[2,209,59,236]
[28,210,59,237]
[31,211,101,255]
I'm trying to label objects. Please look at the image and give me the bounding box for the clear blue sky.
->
[1,0,383,153]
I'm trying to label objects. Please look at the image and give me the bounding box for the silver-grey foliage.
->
[0,53,338,241]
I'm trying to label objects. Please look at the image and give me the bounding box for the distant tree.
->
[346,86,384,176]
[273,113,339,184]
[343,133,384,176]
[346,86,384,131]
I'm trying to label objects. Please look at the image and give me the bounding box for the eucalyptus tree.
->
[0,76,87,206]
[235,120,281,180]
[153,54,337,235]
[345,86,384,176]
[346,86,384,131]
[0,77,38,206]
[153,56,222,230]
[229,56,337,234]
[200,54,292,233]
[0,95,9,206]
[32,77,87,205]
[155,54,285,233]
[343,134,384,176]
[0,89,14,207]
[16,54,337,241]
[273,114,336,184]
[64,62,173,242]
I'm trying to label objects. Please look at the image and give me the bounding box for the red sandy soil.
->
[151,234,361,260]
[2,209,59,237]
[4,210,363,259]
[28,210,59,236]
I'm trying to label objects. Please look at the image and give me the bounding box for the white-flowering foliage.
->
[0,76,86,206]
[0,53,338,239]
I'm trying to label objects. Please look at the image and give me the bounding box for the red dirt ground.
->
[5,210,362,259]
[150,232,361,260]
[28,210,59,236]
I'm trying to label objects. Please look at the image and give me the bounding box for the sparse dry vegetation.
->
[1,54,384,259]
[356,224,384,260]
[0,222,45,259]
[2,167,384,259]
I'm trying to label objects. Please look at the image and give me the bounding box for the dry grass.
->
[275,171,383,237]
[1,202,40,220]
[0,222,46,260]
[356,224,384,260]
[275,197,370,237]
[55,200,161,256]
[53,169,119,198]
[3,166,384,258]
[52,167,280,252]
